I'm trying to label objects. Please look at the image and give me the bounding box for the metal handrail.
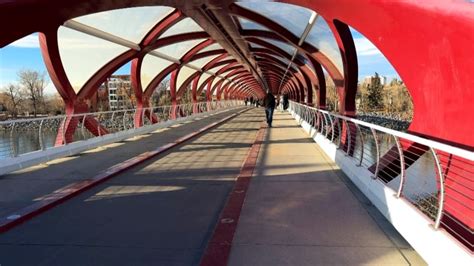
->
[289,102,474,160]
[0,100,243,160]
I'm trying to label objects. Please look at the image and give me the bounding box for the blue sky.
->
[0,29,399,95]
[350,28,400,81]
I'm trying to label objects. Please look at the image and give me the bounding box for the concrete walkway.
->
[0,108,244,219]
[228,111,426,265]
[0,109,426,265]
[0,108,261,265]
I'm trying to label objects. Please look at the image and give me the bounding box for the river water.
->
[0,131,57,159]
[0,130,93,159]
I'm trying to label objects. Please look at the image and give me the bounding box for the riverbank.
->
[356,113,411,131]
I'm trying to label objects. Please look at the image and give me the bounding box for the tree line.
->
[2,70,413,121]
[0,70,64,119]
[324,73,414,120]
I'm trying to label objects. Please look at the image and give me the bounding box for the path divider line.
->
[0,108,251,234]
[199,122,267,266]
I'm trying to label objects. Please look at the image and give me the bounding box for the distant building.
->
[363,75,387,86]
[100,75,135,110]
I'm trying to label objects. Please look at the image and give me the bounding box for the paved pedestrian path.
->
[0,109,426,265]
[228,111,426,266]
[0,108,245,219]
[0,108,261,265]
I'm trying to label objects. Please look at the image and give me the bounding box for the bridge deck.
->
[228,111,426,265]
[0,108,425,265]
[0,107,245,219]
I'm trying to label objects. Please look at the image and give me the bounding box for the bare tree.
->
[151,79,171,106]
[18,69,48,117]
[117,80,135,109]
[1,84,24,117]
[44,93,65,115]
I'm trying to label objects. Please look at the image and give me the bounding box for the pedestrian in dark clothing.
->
[263,92,276,127]
[283,93,289,110]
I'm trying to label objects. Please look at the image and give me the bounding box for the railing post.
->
[149,107,153,123]
[123,111,128,130]
[10,122,18,157]
[370,128,380,180]
[394,136,406,198]
[355,124,364,167]
[61,116,67,146]
[327,114,335,142]
[344,120,350,154]
[110,111,116,133]
[430,147,445,229]
[165,106,170,121]
[39,119,45,151]
[81,114,87,139]
[319,112,325,134]
[314,111,319,132]
[336,117,342,147]
[97,114,102,137]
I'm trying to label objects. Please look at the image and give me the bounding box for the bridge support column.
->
[55,101,108,145]
[170,70,179,119]
[192,76,199,114]
[39,31,108,146]
[134,100,158,128]
[206,81,212,112]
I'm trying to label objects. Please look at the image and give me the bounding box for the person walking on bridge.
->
[263,91,276,127]
[282,93,289,111]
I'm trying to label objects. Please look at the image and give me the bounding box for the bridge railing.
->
[289,101,473,251]
[0,100,242,160]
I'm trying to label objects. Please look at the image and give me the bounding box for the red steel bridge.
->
[0,0,472,265]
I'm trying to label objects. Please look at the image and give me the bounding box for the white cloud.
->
[43,82,56,95]
[8,34,40,48]
[0,78,15,88]
[0,67,14,73]
[353,37,382,56]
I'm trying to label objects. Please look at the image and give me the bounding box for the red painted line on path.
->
[199,123,267,266]
[0,108,250,234]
